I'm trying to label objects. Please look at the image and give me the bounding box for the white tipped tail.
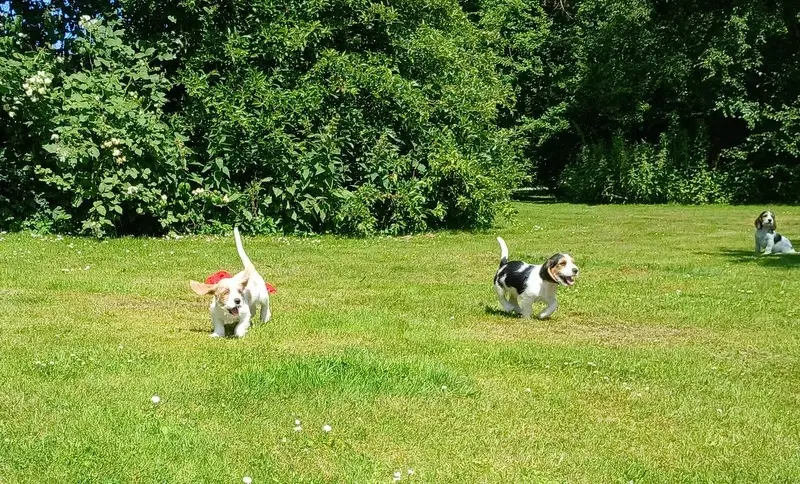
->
[497,237,508,266]
[234,227,256,272]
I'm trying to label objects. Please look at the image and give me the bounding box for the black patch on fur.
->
[774,233,783,243]
[496,261,534,294]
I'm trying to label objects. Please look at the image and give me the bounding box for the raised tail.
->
[233,227,256,272]
[497,237,509,267]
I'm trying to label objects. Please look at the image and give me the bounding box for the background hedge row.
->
[2,0,798,235]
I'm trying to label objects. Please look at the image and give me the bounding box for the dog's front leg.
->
[763,237,774,255]
[754,236,761,254]
[234,314,252,338]
[210,316,225,338]
[538,299,558,319]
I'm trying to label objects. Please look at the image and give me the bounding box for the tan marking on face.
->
[215,286,231,305]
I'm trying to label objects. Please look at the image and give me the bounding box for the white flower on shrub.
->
[79,15,99,28]
[8,112,15,118]
[191,187,205,196]
[50,133,59,141]
[112,149,121,157]
[102,140,112,148]
[161,194,168,202]
[23,72,53,99]
[126,186,139,195]
[222,194,230,203]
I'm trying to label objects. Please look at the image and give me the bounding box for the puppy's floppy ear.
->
[754,213,763,229]
[772,213,777,231]
[190,280,216,296]
[236,273,250,290]
[540,253,562,282]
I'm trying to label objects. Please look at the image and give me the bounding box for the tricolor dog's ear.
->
[236,273,250,290]
[772,213,777,231]
[754,213,764,229]
[545,253,564,280]
[190,280,216,296]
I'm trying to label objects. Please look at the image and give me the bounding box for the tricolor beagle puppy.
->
[754,210,795,255]
[493,237,579,319]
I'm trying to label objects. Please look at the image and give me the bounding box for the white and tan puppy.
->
[493,237,579,319]
[754,210,795,255]
[190,227,271,338]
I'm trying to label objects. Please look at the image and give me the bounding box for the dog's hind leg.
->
[260,299,271,323]
[495,285,517,313]
[508,294,522,314]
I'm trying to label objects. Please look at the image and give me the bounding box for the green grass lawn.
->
[2,203,799,483]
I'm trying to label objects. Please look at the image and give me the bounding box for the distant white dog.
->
[190,227,271,338]
[493,237,579,319]
[754,210,795,255]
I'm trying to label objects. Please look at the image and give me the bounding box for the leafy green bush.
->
[1,16,191,236]
[166,0,522,235]
[1,1,522,236]
[560,124,731,204]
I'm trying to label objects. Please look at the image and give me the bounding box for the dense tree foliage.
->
[2,0,798,235]
[479,0,800,203]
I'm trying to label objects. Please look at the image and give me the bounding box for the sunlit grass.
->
[1,203,799,482]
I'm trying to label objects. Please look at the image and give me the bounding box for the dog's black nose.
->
[234,298,241,305]
[572,268,579,275]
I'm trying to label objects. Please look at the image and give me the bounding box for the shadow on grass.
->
[510,187,559,204]
[710,249,800,268]
[484,305,521,319]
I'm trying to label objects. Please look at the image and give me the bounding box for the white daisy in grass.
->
[322,424,332,433]
[242,477,252,484]
[407,469,415,475]
[393,471,402,482]
[151,395,161,404]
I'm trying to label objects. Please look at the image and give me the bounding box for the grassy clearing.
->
[1,203,799,483]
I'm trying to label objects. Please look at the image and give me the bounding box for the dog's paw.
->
[209,332,223,338]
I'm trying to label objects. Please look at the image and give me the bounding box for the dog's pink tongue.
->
[230,307,239,316]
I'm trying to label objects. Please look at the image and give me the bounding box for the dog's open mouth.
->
[561,275,576,286]
[228,307,240,316]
